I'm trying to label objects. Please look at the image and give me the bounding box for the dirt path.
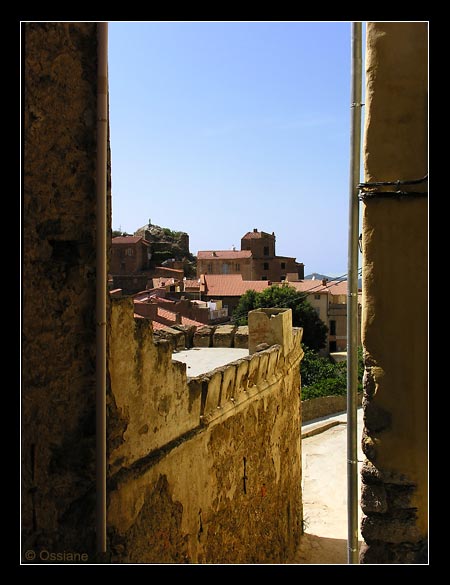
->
[291,408,364,564]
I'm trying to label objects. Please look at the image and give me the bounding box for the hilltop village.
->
[109,221,361,356]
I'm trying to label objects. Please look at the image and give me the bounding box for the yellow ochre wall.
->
[360,22,428,564]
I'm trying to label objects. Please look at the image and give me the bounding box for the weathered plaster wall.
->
[107,302,304,563]
[248,308,293,357]
[23,23,109,559]
[360,22,428,564]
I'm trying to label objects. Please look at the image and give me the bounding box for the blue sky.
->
[109,21,362,276]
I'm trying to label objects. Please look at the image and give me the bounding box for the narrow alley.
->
[293,407,364,564]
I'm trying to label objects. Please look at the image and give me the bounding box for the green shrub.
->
[300,344,363,400]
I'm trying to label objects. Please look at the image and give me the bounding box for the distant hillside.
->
[305,272,333,281]
[305,272,362,288]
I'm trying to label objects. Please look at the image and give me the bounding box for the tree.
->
[300,344,364,400]
[233,284,328,351]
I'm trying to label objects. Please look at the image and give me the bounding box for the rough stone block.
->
[385,484,416,509]
[361,510,422,544]
[172,324,196,348]
[363,396,392,432]
[361,460,417,487]
[361,483,388,514]
[363,367,376,398]
[361,460,383,485]
[360,540,428,564]
[248,308,292,356]
[213,324,237,348]
[361,429,378,461]
[153,326,185,351]
[193,326,214,347]
[234,326,249,349]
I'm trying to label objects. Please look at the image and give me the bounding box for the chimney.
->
[253,228,258,233]
[322,278,328,286]
[175,312,182,324]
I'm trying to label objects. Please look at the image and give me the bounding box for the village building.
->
[287,278,362,355]
[197,228,304,282]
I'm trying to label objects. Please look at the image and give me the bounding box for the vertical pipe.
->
[96,21,108,554]
[347,21,362,565]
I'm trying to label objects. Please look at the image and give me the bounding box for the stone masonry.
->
[22,22,106,559]
[108,302,304,563]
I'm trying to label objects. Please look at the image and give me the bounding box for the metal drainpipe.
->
[96,21,108,555]
[347,21,362,565]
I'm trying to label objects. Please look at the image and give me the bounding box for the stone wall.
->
[22,22,304,565]
[107,301,304,563]
[360,22,428,564]
[111,274,149,295]
[302,393,363,423]
[22,22,106,560]
[191,324,249,349]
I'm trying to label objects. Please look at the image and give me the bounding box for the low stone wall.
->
[169,323,249,349]
[108,300,304,563]
[302,393,363,422]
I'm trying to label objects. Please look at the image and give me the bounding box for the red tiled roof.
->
[152,277,178,288]
[197,250,252,260]
[156,306,204,328]
[203,274,270,297]
[151,320,170,331]
[326,280,349,296]
[183,279,201,289]
[112,236,149,245]
[154,267,184,276]
[134,304,203,330]
[288,279,350,295]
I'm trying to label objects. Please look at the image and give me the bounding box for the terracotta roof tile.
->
[152,277,178,288]
[197,250,252,260]
[156,307,204,328]
[183,279,201,289]
[151,320,170,330]
[288,279,350,295]
[113,236,149,245]
[203,274,270,296]
[154,267,184,276]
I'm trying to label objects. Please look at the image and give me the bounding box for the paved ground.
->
[172,347,249,377]
[292,407,364,564]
